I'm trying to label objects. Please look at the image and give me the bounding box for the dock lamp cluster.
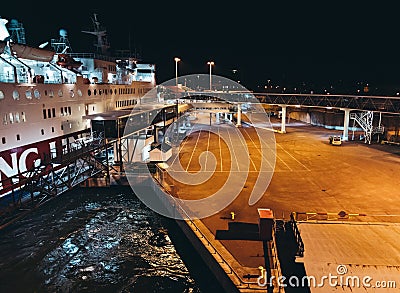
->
[173,58,215,91]
[174,57,180,86]
[207,61,214,90]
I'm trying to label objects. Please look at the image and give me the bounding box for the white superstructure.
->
[0,15,156,194]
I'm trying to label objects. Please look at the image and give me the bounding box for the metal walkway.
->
[0,131,111,228]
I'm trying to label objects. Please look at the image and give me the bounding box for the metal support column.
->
[342,108,351,141]
[216,112,220,124]
[236,103,242,127]
[281,105,287,133]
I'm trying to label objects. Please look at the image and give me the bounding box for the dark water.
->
[0,186,223,293]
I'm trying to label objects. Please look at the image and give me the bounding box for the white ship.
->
[0,15,156,196]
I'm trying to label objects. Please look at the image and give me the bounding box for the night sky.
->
[2,2,400,93]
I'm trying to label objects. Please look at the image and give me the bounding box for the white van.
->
[329,135,342,146]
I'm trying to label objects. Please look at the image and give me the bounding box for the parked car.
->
[329,135,342,146]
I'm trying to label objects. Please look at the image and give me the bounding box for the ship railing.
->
[0,73,15,83]
[68,52,116,63]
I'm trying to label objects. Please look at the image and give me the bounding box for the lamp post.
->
[174,57,180,86]
[207,61,214,91]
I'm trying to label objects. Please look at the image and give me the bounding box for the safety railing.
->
[289,212,305,257]
[152,167,281,291]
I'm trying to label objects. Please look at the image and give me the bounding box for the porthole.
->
[94,89,97,95]
[25,90,32,99]
[49,90,54,98]
[88,89,91,96]
[99,89,102,95]
[34,89,40,99]
[13,90,19,100]
[58,89,63,97]
[0,90,4,100]
[69,89,75,97]
[77,89,83,97]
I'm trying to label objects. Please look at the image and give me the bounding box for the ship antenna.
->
[81,13,110,55]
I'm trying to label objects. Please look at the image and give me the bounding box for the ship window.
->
[0,90,4,100]
[21,112,26,122]
[49,90,54,98]
[52,108,56,117]
[99,89,102,95]
[64,107,68,115]
[41,129,44,135]
[69,90,75,97]
[58,89,63,97]
[48,109,51,118]
[44,90,48,96]
[3,114,7,125]
[94,89,97,95]
[105,89,108,95]
[77,89,82,97]
[1,137,5,144]
[60,107,64,116]
[68,107,71,115]
[43,109,47,119]
[15,112,20,123]
[34,89,40,99]
[16,134,20,141]
[9,113,14,124]
[114,89,117,95]
[88,89,91,96]
[12,90,20,100]
[61,124,64,130]
[25,90,32,99]
[52,126,55,133]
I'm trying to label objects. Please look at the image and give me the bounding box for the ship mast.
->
[81,14,110,55]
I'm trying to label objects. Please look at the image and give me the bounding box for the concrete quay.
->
[156,113,400,292]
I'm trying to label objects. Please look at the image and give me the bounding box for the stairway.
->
[350,111,384,144]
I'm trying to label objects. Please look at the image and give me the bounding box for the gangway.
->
[0,131,112,228]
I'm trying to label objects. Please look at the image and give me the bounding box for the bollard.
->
[258,265,265,277]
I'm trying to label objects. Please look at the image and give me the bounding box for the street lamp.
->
[207,61,214,91]
[174,57,181,86]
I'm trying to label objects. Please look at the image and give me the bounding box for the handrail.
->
[289,212,305,257]
[152,172,275,290]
